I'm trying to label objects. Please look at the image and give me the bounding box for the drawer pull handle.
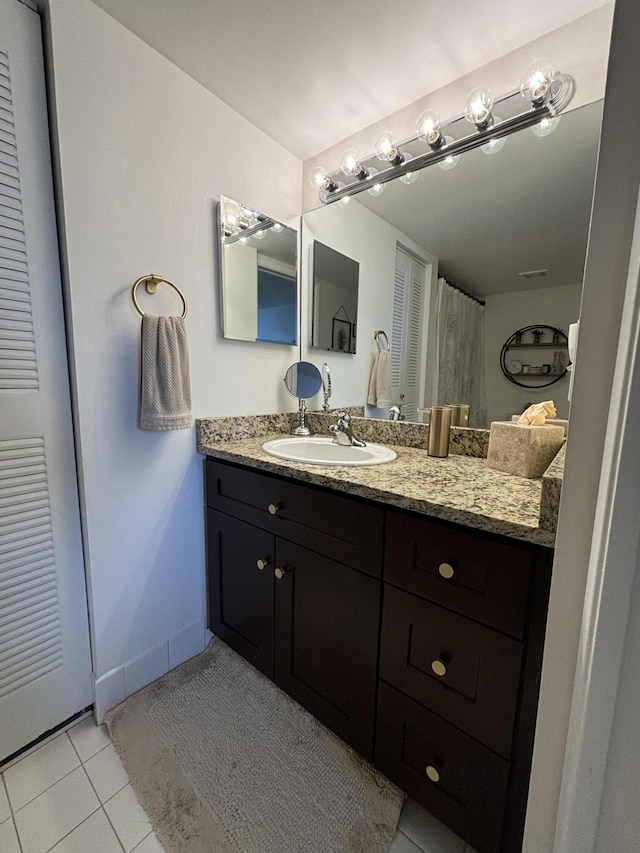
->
[268,503,279,516]
[256,558,271,570]
[425,765,441,784]
[431,659,447,677]
[438,562,454,579]
[275,566,290,580]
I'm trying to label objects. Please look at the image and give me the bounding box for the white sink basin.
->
[262,436,397,467]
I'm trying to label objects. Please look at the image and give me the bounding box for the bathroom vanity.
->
[200,420,559,853]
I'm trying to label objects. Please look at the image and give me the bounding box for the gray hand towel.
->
[139,314,192,430]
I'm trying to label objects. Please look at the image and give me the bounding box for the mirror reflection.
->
[311,241,359,353]
[283,361,323,400]
[301,100,603,427]
[218,195,297,345]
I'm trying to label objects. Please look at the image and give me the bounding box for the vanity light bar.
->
[224,218,275,245]
[316,67,575,205]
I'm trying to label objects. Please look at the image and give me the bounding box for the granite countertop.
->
[197,416,560,547]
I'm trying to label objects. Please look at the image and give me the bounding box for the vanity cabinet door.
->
[385,511,532,639]
[274,539,381,761]
[376,681,510,853]
[206,459,384,577]
[380,585,523,759]
[206,510,275,679]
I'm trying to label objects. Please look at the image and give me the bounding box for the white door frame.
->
[524,0,640,848]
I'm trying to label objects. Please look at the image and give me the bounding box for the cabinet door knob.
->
[438,562,454,579]
[274,566,290,580]
[431,659,447,677]
[256,558,271,570]
[425,765,441,784]
[268,503,280,516]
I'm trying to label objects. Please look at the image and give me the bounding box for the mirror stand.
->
[293,399,311,436]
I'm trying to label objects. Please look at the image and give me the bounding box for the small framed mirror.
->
[218,195,298,345]
[311,241,359,354]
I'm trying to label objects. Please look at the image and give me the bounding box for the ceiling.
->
[90,0,609,161]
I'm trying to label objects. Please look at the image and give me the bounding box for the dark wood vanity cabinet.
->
[375,510,553,853]
[205,459,383,760]
[204,457,553,853]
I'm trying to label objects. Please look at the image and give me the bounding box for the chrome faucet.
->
[329,411,366,447]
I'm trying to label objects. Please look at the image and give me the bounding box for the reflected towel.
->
[367,350,392,408]
[139,315,192,430]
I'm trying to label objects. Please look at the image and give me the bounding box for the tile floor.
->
[0,715,478,853]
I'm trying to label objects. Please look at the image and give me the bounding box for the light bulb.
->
[521,59,555,105]
[367,167,385,197]
[464,86,494,129]
[399,154,419,185]
[338,194,353,208]
[416,109,444,149]
[253,229,266,240]
[271,222,283,233]
[238,236,248,245]
[438,136,460,171]
[374,131,403,165]
[223,211,237,230]
[481,117,507,154]
[309,166,334,191]
[531,114,561,137]
[340,148,368,179]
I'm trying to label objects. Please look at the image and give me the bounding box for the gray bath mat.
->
[105,638,403,852]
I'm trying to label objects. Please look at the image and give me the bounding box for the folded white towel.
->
[367,350,392,408]
[139,315,192,430]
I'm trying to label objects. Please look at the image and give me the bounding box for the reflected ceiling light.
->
[481,118,507,154]
[531,114,561,137]
[312,63,575,205]
[416,109,444,149]
[521,59,555,106]
[340,148,369,180]
[438,137,460,171]
[374,131,404,166]
[464,86,494,131]
[399,154,419,185]
[367,167,386,196]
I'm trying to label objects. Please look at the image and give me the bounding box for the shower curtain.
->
[434,277,487,428]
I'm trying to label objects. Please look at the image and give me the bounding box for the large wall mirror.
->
[301,100,603,426]
[218,195,298,345]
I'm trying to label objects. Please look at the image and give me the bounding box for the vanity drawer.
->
[380,585,523,758]
[384,511,532,638]
[376,681,510,853]
[205,459,383,577]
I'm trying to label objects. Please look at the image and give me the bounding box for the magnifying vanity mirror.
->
[301,99,604,427]
[283,361,323,435]
[218,195,298,345]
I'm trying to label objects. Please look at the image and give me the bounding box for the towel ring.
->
[131,274,187,319]
[374,330,389,351]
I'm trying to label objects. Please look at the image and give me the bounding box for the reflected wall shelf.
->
[500,324,569,389]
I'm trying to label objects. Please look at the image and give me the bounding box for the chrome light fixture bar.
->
[313,64,575,205]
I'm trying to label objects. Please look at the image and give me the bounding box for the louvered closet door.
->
[391,248,426,421]
[0,0,92,760]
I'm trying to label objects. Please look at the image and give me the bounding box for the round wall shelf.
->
[500,324,569,389]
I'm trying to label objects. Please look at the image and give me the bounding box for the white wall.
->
[301,201,434,415]
[45,0,302,698]
[483,284,581,422]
